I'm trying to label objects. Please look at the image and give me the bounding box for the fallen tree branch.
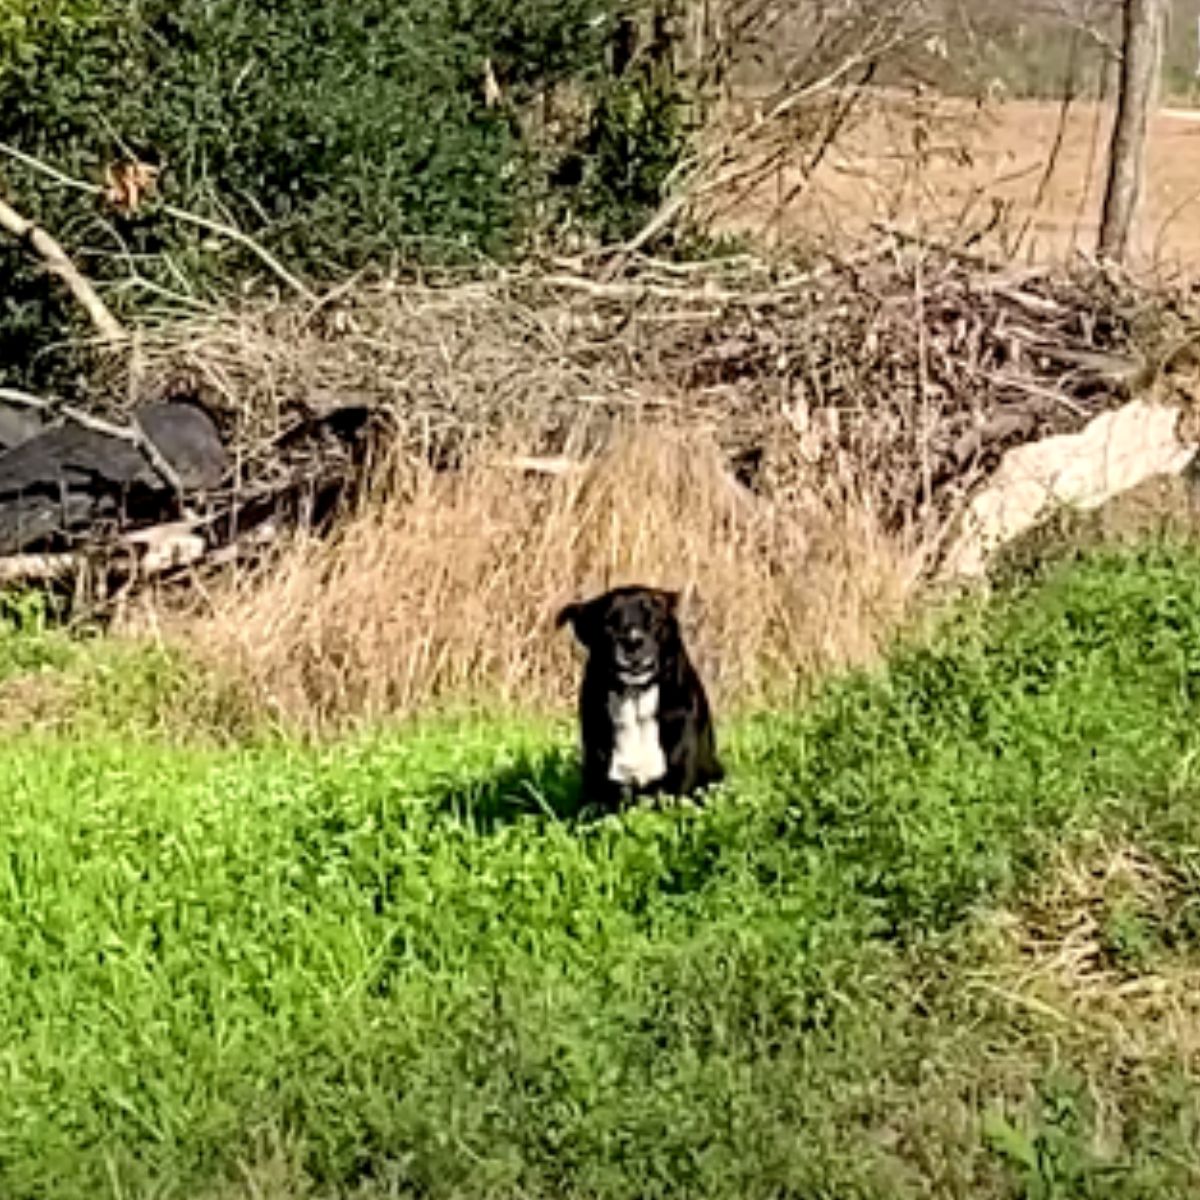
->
[0,551,81,585]
[0,195,126,342]
[123,521,206,574]
[490,454,582,476]
[0,521,206,587]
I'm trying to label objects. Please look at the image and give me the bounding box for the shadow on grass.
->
[435,745,591,831]
[434,744,728,833]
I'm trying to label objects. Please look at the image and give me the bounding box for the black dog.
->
[556,585,723,809]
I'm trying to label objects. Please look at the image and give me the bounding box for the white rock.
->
[940,399,1198,579]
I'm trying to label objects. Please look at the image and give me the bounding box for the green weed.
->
[1,545,1199,1196]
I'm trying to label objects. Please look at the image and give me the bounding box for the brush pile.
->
[5,239,1196,597]
[135,240,1198,517]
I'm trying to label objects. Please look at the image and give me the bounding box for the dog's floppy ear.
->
[556,600,595,646]
[656,588,681,617]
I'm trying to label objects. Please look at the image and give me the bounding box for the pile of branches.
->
[5,236,1194,599]
[632,244,1196,521]
[135,237,1197,500]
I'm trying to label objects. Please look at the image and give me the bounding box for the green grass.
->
[3,545,1200,1197]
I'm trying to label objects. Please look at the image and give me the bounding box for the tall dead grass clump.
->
[180,424,919,734]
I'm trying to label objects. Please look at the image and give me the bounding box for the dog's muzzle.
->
[611,626,659,684]
[614,651,657,688]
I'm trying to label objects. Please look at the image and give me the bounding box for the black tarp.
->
[0,400,227,555]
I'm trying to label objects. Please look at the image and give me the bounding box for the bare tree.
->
[1098,0,1164,261]
[606,0,933,263]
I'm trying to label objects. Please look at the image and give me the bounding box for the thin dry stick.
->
[0,195,126,342]
[1030,31,1082,216]
[160,201,314,302]
[0,386,52,409]
[0,141,314,302]
[1013,26,1083,259]
[914,250,932,512]
[762,76,871,240]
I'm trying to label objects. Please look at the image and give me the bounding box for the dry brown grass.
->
[117,245,1197,735]
[164,424,918,734]
[108,222,1200,737]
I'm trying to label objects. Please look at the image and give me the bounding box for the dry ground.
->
[711,96,1200,269]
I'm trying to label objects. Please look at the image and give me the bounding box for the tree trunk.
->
[1098,0,1164,262]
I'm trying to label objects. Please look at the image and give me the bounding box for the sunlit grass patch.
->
[1,544,1199,1196]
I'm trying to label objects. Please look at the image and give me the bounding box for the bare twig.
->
[160,201,314,301]
[0,387,52,410]
[604,2,927,267]
[0,140,314,301]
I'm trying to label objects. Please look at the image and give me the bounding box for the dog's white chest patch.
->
[608,686,666,787]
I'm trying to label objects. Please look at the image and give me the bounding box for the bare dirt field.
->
[711,96,1200,270]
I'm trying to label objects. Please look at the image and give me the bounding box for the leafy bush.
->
[0,0,693,389]
[574,61,691,243]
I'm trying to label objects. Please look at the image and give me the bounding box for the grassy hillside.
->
[2,544,1200,1197]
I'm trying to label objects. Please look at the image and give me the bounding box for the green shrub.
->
[0,0,693,389]
[574,61,691,243]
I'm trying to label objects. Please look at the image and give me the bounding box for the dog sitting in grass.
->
[557,585,723,809]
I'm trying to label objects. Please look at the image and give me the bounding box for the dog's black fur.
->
[556,585,723,809]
